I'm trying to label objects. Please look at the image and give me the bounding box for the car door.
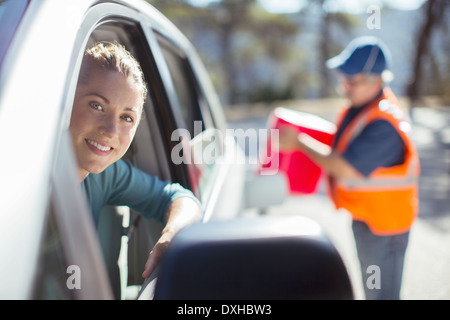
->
[0,0,116,299]
[47,0,245,299]
[0,0,180,299]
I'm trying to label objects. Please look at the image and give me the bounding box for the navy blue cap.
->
[326,36,391,76]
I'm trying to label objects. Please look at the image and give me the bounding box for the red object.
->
[259,107,336,194]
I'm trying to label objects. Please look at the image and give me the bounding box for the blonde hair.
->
[78,41,148,109]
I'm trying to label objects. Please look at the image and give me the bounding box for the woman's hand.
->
[141,197,201,278]
[141,230,173,279]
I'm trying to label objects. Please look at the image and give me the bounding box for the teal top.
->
[82,159,199,226]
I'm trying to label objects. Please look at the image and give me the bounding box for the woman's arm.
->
[142,197,201,278]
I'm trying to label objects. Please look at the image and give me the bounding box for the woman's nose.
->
[98,115,118,138]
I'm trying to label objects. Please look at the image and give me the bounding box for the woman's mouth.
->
[85,139,113,155]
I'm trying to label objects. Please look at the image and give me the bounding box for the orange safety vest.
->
[329,87,420,236]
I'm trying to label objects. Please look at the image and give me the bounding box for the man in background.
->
[279,36,420,299]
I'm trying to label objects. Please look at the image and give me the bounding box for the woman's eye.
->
[121,115,134,123]
[89,102,103,111]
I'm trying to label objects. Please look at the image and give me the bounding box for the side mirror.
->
[243,172,288,211]
[153,216,354,300]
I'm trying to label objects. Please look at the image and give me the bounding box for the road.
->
[228,104,450,300]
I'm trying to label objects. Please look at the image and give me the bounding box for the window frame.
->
[59,2,214,296]
[152,32,228,201]
[29,2,162,300]
[0,0,29,67]
[31,130,114,299]
[156,35,205,136]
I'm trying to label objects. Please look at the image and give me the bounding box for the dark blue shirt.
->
[334,91,405,177]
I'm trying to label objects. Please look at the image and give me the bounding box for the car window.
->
[87,21,170,178]
[32,201,76,300]
[82,19,187,298]
[29,128,113,300]
[156,36,224,199]
[0,0,29,67]
[157,37,204,137]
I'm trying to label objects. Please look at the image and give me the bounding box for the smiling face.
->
[70,66,142,181]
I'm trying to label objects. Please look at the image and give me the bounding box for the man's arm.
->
[278,125,360,180]
[142,197,201,278]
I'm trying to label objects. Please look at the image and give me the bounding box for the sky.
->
[188,0,428,14]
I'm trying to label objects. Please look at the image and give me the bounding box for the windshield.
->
[0,0,29,67]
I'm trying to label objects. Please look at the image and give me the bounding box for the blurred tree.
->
[307,0,359,98]
[145,0,208,34]
[147,0,299,105]
[231,4,300,103]
[207,0,257,105]
[407,0,450,109]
